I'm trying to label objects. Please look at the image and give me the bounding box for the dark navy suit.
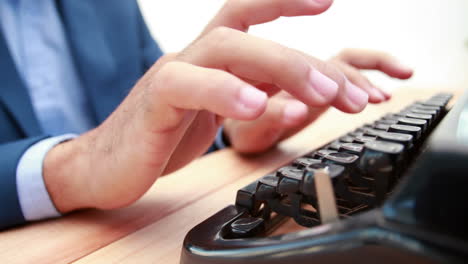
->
[0,1,163,230]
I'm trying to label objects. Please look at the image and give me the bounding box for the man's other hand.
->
[224,48,413,153]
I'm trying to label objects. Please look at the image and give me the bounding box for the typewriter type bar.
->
[181,92,468,264]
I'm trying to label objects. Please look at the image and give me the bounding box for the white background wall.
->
[138,0,468,92]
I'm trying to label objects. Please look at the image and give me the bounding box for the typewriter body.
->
[181,90,468,264]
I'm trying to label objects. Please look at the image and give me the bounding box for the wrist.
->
[43,136,92,213]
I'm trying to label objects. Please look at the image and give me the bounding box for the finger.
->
[296,50,369,113]
[181,27,340,109]
[336,49,414,80]
[201,0,333,35]
[226,94,309,153]
[149,61,268,131]
[332,60,386,103]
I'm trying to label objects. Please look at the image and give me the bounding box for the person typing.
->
[0,0,412,230]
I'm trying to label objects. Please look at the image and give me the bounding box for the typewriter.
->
[181,90,468,264]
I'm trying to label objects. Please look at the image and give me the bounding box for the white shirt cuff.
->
[16,134,77,221]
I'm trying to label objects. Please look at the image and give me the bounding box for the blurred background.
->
[138,0,468,92]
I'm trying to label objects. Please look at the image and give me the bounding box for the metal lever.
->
[314,168,338,223]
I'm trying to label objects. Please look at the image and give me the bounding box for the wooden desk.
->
[0,88,461,264]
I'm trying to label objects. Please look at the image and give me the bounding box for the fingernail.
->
[374,88,386,101]
[239,86,267,110]
[346,81,368,106]
[380,88,392,98]
[309,68,338,100]
[368,86,385,101]
[283,101,308,124]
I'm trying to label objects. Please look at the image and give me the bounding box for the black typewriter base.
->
[181,205,467,264]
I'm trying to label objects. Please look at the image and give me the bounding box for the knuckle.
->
[224,0,249,15]
[157,53,178,64]
[202,26,242,53]
[154,61,180,93]
[210,71,241,99]
[336,48,354,60]
[322,61,347,84]
[206,26,236,44]
[273,47,307,81]
[274,45,294,67]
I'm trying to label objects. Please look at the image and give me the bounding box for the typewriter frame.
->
[181,92,468,264]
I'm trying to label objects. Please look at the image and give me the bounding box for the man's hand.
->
[224,48,413,153]
[41,0,410,213]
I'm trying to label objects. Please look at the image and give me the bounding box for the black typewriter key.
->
[319,154,369,205]
[406,112,433,123]
[312,149,337,159]
[411,108,437,115]
[348,130,364,137]
[394,111,411,118]
[229,217,266,238]
[277,166,304,194]
[339,142,364,156]
[413,105,440,113]
[412,107,441,121]
[421,101,445,107]
[259,175,279,186]
[362,128,381,137]
[236,180,260,212]
[301,163,345,196]
[389,124,421,140]
[339,135,355,143]
[414,101,443,108]
[292,157,321,168]
[357,141,405,204]
[327,141,343,151]
[256,175,279,200]
[278,177,301,195]
[373,123,390,131]
[409,109,437,122]
[277,166,304,181]
[383,114,400,121]
[364,140,404,154]
[376,119,398,126]
[397,117,427,132]
[322,152,361,189]
[323,152,359,170]
[378,131,413,148]
[353,135,376,144]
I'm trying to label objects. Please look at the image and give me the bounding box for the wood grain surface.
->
[0,88,462,264]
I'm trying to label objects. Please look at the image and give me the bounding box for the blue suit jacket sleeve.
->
[0,136,48,230]
[0,4,162,231]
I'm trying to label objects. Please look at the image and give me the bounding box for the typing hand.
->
[42,0,404,213]
[224,49,413,153]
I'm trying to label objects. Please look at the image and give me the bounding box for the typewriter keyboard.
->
[230,93,453,238]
